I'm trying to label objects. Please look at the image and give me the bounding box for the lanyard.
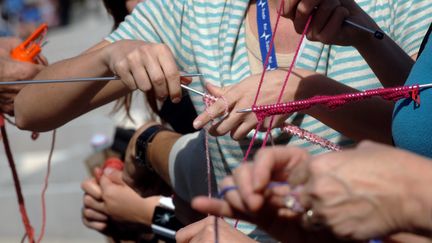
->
[256,0,278,70]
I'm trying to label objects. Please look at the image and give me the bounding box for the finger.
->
[209,111,242,137]
[0,93,16,104]
[142,51,168,100]
[81,178,102,200]
[114,60,137,90]
[230,120,257,141]
[232,163,264,212]
[193,97,232,129]
[83,207,108,221]
[93,167,103,181]
[176,217,211,243]
[0,84,25,93]
[191,196,236,218]
[103,168,125,185]
[83,219,107,232]
[253,146,310,192]
[99,175,114,192]
[317,6,349,44]
[294,0,321,33]
[83,194,106,214]
[36,54,49,66]
[220,177,251,214]
[158,49,181,103]
[0,104,14,116]
[129,54,152,91]
[309,0,341,38]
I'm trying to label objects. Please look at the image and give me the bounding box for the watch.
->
[135,125,166,170]
[151,197,183,242]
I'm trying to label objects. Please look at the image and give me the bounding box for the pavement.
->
[0,3,149,242]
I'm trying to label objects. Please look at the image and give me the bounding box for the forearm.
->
[354,31,415,88]
[293,70,393,144]
[15,42,129,131]
[147,131,182,186]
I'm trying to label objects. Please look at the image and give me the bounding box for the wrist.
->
[137,196,161,226]
[403,154,432,235]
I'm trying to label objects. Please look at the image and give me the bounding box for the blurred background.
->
[0,0,148,242]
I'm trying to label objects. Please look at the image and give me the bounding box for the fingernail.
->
[104,168,114,176]
[193,120,202,129]
[172,97,181,104]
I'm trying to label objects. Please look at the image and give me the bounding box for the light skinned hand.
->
[175,216,257,243]
[103,40,191,103]
[0,44,44,115]
[192,147,310,242]
[100,168,158,225]
[81,172,108,232]
[290,141,432,240]
[276,0,381,47]
[193,70,298,140]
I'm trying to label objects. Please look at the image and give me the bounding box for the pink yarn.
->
[252,85,421,119]
[282,124,341,151]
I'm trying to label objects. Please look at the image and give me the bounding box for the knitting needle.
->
[236,83,432,113]
[0,73,209,97]
[344,20,384,40]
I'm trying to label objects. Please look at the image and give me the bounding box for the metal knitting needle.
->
[236,83,432,113]
[344,20,384,40]
[0,73,209,97]
[0,73,203,85]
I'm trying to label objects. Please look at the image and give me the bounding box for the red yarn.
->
[242,0,286,162]
[36,130,56,243]
[260,15,313,149]
[252,85,421,118]
[0,115,35,243]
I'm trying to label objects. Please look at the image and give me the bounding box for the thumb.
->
[93,166,103,182]
[205,83,224,97]
[103,168,124,185]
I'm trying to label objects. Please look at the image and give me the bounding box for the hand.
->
[176,216,257,243]
[289,141,432,240]
[103,40,191,103]
[0,47,44,115]
[0,37,22,51]
[193,70,300,140]
[192,147,311,242]
[100,168,159,225]
[276,0,381,46]
[81,175,108,232]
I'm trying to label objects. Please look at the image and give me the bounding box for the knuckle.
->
[83,195,92,206]
[152,75,166,86]
[137,80,151,91]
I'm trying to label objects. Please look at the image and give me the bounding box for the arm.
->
[14,40,128,131]
[15,39,184,132]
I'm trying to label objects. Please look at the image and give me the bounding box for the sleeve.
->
[388,0,432,56]
[105,0,181,45]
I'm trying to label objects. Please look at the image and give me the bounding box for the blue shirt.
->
[392,29,432,158]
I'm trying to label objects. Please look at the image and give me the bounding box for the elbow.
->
[14,102,33,131]
[14,95,44,132]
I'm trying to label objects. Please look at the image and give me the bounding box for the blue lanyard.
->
[256,0,278,70]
